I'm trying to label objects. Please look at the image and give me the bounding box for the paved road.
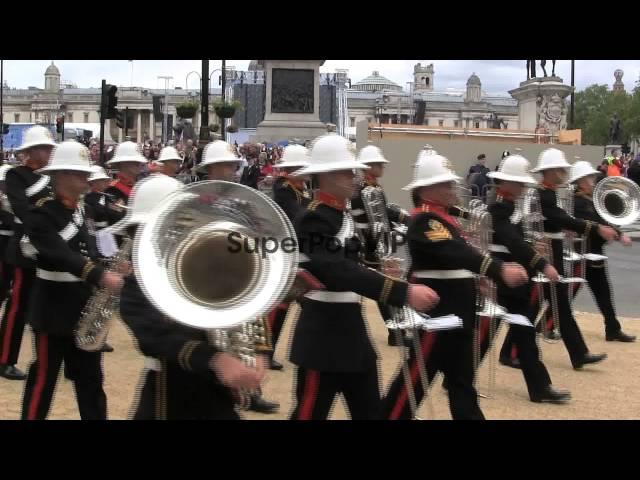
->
[573,242,638,318]
[394,237,637,318]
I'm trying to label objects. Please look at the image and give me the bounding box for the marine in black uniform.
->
[351,145,410,347]
[515,149,615,370]
[479,156,571,403]
[197,140,280,414]
[0,166,15,307]
[81,166,120,355]
[116,174,258,419]
[0,126,55,381]
[84,166,120,234]
[380,150,528,420]
[103,141,148,228]
[288,135,439,420]
[268,145,312,371]
[570,162,635,342]
[20,141,124,419]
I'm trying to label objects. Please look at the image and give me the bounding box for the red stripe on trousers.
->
[515,284,543,359]
[1,267,22,364]
[479,315,491,346]
[530,283,540,307]
[298,369,320,420]
[27,333,49,420]
[389,332,437,420]
[267,308,278,331]
[267,303,289,329]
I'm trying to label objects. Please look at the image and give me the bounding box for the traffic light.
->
[102,83,118,119]
[115,109,124,129]
[1,124,8,135]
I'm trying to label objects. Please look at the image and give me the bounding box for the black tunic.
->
[350,181,408,268]
[291,200,409,372]
[119,274,238,419]
[25,197,104,336]
[407,205,503,332]
[4,166,53,267]
[272,177,310,222]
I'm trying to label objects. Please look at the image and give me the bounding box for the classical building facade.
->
[346,64,519,135]
[2,61,519,144]
[1,62,226,144]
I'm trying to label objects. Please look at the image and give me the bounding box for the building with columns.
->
[346,64,519,135]
[1,62,226,144]
[2,61,519,145]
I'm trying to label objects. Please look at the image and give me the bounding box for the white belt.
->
[350,209,365,216]
[0,230,13,236]
[412,269,474,279]
[545,232,564,239]
[583,253,608,262]
[563,251,582,262]
[144,357,161,371]
[355,222,369,229]
[304,290,361,303]
[36,269,81,282]
[94,221,108,228]
[489,244,510,254]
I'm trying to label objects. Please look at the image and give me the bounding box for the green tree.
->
[574,84,611,145]
[574,83,640,146]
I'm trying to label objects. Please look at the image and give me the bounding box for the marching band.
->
[0,125,637,420]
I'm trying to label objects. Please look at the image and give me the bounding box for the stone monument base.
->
[509,76,573,134]
[252,120,328,143]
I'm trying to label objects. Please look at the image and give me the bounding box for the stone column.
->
[149,111,155,142]
[137,110,142,143]
[118,125,123,142]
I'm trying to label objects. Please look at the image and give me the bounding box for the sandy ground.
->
[1,300,638,420]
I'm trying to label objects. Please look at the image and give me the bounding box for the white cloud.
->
[3,60,639,95]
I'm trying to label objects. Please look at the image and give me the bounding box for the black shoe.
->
[249,396,280,414]
[531,386,572,404]
[269,359,283,371]
[100,343,114,353]
[0,364,26,380]
[543,330,562,340]
[606,331,636,342]
[499,356,522,369]
[572,353,608,370]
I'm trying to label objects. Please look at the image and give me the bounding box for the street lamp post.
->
[158,75,173,144]
[186,71,201,90]
[199,60,210,144]
[221,60,226,140]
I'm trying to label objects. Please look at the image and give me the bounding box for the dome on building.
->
[353,71,402,92]
[45,62,60,76]
[466,73,481,86]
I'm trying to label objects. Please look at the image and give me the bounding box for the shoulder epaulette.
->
[35,196,55,208]
[307,200,320,211]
